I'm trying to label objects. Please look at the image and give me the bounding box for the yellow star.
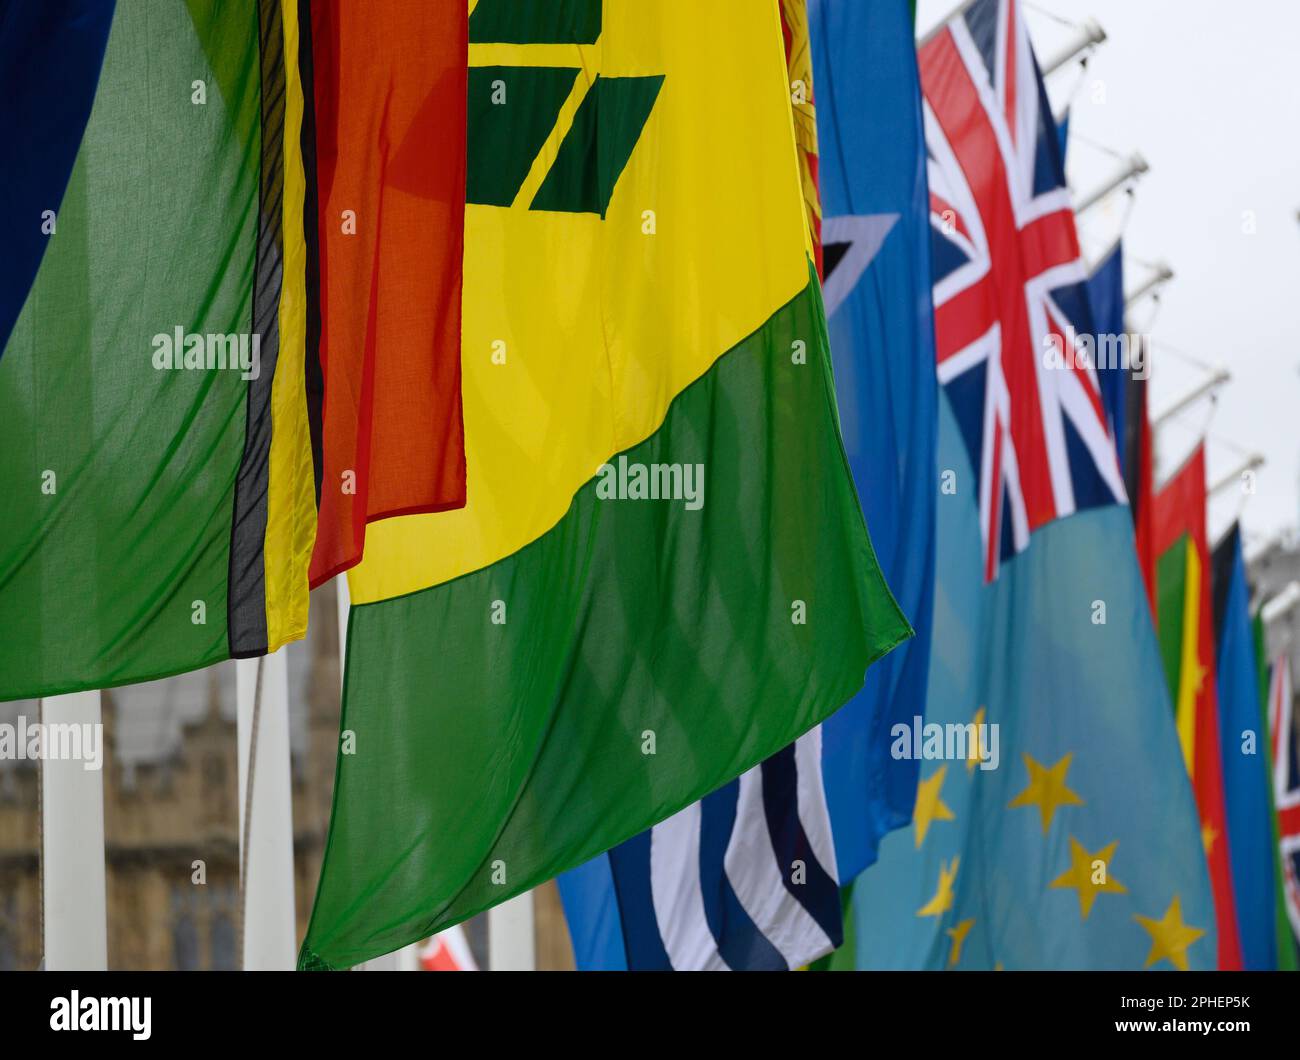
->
[1049,837,1127,918]
[1007,753,1084,833]
[913,766,956,848]
[946,918,975,967]
[966,707,987,774]
[917,857,960,917]
[1134,896,1206,971]
[1201,822,1218,855]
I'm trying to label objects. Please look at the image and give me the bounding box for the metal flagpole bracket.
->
[1262,582,1300,624]
[1151,367,1232,429]
[1075,153,1149,216]
[1208,454,1266,499]
[1125,261,1175,310]
[1042,17,1107,76]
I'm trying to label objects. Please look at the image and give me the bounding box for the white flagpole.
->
[489,891,536,971]
[236,650,297,970]
[336,570,350,668]
[337,573,422,971]
[40,690,108,970]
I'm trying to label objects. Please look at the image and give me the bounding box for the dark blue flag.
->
[0,1,115,358]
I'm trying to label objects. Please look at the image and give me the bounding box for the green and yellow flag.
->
[0,0,315,698]
[299,0,910,969]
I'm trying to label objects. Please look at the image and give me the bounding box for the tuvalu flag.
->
[851,391,1216,970]
[850,0,1213,971]
[298,0,910,970]
[0,0,316,698]
[300,0,468,586]
[1154,445,1243,968]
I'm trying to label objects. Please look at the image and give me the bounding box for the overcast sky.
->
[915,0,1300,551]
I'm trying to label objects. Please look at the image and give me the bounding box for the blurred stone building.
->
[1250,528,1300,683]
[0,582,573,970]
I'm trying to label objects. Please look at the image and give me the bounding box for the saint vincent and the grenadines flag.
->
[0,0,318,698]
[298,0,911,970]
[1154,445,1243,968]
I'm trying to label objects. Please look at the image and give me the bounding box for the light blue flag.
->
[851,393,1216,969]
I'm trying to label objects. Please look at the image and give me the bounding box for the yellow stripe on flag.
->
[263,0,315,648]
[1175,542,1202,774]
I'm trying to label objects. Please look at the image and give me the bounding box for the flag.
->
[782,0,822,277]
[301,1,468,586]
[0,0,114,360]
[851,398,1216,969]
[297,0,910,971]
[558,729,842,970]
[419,927,477,972]
[556,0,849,972]
[1086,243,1128,454]
[923,0,1126,584]
[1154,445,1242,967]
[556,0,938,970]
[1211,523,1277,968]
[1268,653,1300,959]
[0,0,316,699]
[1086,243,1156,609]
[850,0,1215,970]
[811,0,938,875]
[808,0,936,974]
[1258,618,1299,970]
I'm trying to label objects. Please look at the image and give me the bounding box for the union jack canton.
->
[920,0,1125,581]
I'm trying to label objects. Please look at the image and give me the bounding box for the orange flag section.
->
[303,0,468,586]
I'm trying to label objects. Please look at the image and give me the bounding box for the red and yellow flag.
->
[1154,445,1242,968]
